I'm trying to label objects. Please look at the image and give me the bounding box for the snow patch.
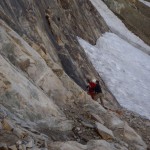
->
[78,33,150,119]
[89,0,150,54]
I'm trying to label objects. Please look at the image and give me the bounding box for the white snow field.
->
[89,0,150,54]
[77,0,150,119]
[139,0,150,7]
[78,33,150,119]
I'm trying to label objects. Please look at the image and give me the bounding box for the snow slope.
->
[89,0,150,54]
[139,0,150,7]
[78,33,150,119]
[78,0,150,119]
[77,0,150,119]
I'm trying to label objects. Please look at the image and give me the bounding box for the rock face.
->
[0,0,109,89]
[0,0,149,150]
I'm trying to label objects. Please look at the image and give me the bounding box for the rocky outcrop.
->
[96,122,114,140]
[0,109,147,149]
[0,118,48,150]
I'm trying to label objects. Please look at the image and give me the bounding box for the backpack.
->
[95,83,102,93]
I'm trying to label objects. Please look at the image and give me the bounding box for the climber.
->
[86,78,96,99]
[94,80,104,107]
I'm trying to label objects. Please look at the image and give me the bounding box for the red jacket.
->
[87,82,96,99]
[88,82,96,92]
